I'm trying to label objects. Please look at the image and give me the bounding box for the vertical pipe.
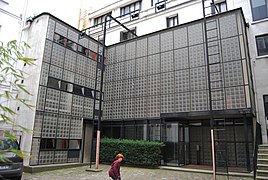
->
[211,129,216,180]
[95,15,107,169]
[243,113,251,172]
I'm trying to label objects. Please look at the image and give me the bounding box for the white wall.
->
[13,14,49,165]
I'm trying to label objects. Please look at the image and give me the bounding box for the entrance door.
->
[82,122,93,163]
[164,123,178,165]
[178,123,190,165]
[163,122,190,166]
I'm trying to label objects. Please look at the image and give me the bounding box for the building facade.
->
[11,0,268,171]
[87,0,268,145]
[16,13,102,166]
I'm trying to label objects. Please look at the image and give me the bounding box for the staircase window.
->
[250,0,268,21]
[120,28,136,41]
[256,34,268,56]
[167,15,178,28]
[211,1,227,15]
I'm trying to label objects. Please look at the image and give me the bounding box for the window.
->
[73,84,84,96]
[152,0,163,6]
[47,77,60,89]
[61,81,73,92]
[40,138,56,149]
[54,33,67,46]
[264,95,268,120]
[69,139,81,149]
[120,28,136,41]
[256,34,268,56]
[250,0,268,21]
[121,1,141,16]
[56,139,69,150]
[167,15,178,28]
[211,1,227,14]
[94,12,111,26]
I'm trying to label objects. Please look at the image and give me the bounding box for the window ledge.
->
[251,18,268,25]
[256,54,268,59]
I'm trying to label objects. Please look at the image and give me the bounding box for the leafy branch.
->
[0,40,35,159]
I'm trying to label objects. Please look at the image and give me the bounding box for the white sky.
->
[25,0,117,28]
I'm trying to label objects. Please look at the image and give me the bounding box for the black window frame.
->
[93,12,112,26]
[166,15,178,28]
[120,27,137,41]
[151,0,164,6]
[250,0,268,21]
[256,34,268,56]
[211,1,227,15]
[120,1,141,17]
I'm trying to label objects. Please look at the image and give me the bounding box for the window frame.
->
[211,1,227,15]
[93,12,112,26]
[151,0,163,7]
[120,27,137,41]
[120,1,141,17]
[166,14,179,28]
[250,0,268,21]
[256,34,268,56]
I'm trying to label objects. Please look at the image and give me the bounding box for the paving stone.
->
[22,164,252,180]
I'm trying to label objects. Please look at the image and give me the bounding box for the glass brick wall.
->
[103,10,252,120]
[30,17,100,165]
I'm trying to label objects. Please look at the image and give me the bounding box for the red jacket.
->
[109,160,121,178]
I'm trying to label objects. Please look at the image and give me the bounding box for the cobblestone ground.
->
[22,164,252,180]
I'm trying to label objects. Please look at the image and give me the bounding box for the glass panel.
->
[69,139,81,149]
[252,0,266,8]
[56,139,68,149]
[256,35,268,56]
[47,77,60,89]
[149,124,160,141]
[164,123,178,165]
[112,126,121,139]
[251,0,268,21]
[61,81,73,92]
[136,125,145,140]
[124,126,136,139]
[73,84,84,95]
[220,2,227,12]
[66,40,77,51]
[40,138,56,149]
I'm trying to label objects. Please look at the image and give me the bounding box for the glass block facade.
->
[30,16,100,165]
[103,11,253,120]
[102,9,254,169]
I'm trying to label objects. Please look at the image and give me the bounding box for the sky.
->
[25,0,117,28]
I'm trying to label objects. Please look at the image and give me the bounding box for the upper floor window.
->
[250,0,268,21]
[166,15,178,28]
[152,0,164,6]
[120,28,136,41]
[256,34,268,56]
[121,1,141,16]
[211,1,227,15]
[94,12,111,26]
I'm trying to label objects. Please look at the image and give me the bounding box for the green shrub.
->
[100,138,165,167]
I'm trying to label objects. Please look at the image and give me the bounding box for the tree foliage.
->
[0,40,35,158]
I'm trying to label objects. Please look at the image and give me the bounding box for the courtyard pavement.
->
[22,164,252,180]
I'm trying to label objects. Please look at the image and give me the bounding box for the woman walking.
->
[108,154,124,180]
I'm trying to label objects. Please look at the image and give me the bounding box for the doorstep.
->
[24,163,90,173]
